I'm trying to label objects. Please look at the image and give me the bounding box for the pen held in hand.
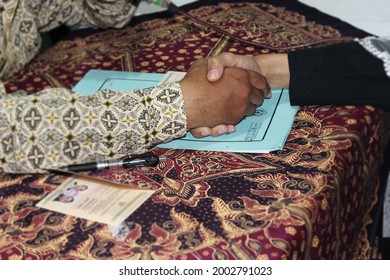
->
[58,154,167,172]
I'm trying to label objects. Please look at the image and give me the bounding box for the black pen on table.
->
[57,154,167,172]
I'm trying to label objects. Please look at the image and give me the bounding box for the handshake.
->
[180,52,290,138]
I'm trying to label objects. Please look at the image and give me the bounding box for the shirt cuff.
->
[357,36,390,77]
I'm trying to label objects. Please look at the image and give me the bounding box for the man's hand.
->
[190,52,290,138]
[207,52,290,88]
[180,58,270,131]
[207,52,264,83]
[188,53,267,138]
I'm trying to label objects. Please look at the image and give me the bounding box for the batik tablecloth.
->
[1,0,389,260]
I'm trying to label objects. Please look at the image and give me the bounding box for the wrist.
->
[255,53,290,88]
[179,78,196,130]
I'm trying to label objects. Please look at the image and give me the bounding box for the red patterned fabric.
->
[1,0,389,259]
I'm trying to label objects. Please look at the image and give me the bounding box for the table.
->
[1,0,389,260]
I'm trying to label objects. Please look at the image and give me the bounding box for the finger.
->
[247,81,265,107]
[221,124,236,135]
[207,53,238,82]
[190,125,237,138]
[209,124,236,137]
[247,70,268,90]
[190,127,212,138]
[207,58,226,82]
[245,103,258,116]
[248,87,263,107]
[264,82,272,98]
[247,70,272,99]
[227,125,237,133]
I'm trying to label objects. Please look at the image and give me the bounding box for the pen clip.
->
[122,154,160,168]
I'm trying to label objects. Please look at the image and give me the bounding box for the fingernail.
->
[201,130,210,137]
[207,70,218,81]
[218,128,227,135]
[265,85,272,98]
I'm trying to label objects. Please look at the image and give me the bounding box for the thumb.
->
[207,57,225,82]
[207,53,239,82]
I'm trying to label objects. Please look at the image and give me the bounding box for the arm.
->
[0,58,267,173]
[0,84,186,174]
[287,41,390,109]
[77,0,141,29]
[207,39,390,110]
[0,0,140,79]
[197,40,390,138]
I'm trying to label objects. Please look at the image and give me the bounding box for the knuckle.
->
[235,68,249,79]
[260,75,268,88]
[221,52,233,60]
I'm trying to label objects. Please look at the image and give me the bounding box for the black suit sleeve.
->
[288,42,390,110]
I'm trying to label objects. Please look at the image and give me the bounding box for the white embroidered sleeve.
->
[358,36,390,241]
[357,36,390,77]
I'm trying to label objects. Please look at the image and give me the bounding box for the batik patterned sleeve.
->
[81,0,141,29]
[0,0,141,78]
[0,82,187,174]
